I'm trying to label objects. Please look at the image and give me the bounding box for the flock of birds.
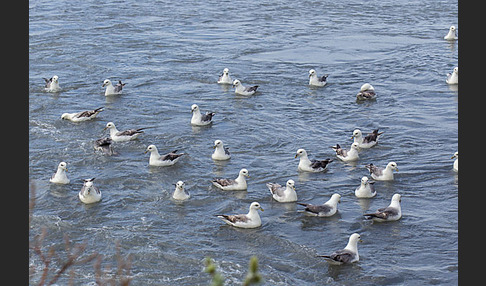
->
[44,25,458,266]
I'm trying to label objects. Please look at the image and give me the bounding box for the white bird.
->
[233,79,259,96]
[217,68,233,84]
[446,67,458,85]
[145,145,185,167]
[191,104,215,126]
[365,162,398,181]
[266,179,297,203]
[317,233,362,265]
[451,151,458,172]
[78,178,102,204]
[43,75,61,92]
[103,122,146,142]
[212,168,249,191]
[49,161,70,184]
[295,148,333,172]
[216,202,264,228]
[308,69,328,87]
[172,181,190,201]
[351,129,384,148]
[61,107,104,122]
[102,79,125,96]
[364,194,402,222]
[444,25,458,40]
[297,193,341,217]
[356,83,376,100]
[354,176,376,198]
[331,142,360,162]
[212,139,231,161]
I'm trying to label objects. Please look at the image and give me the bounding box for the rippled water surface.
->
[29,0,458,284]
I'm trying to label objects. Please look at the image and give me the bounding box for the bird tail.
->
[94,107,105,112]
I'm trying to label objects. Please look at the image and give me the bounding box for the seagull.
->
[356,83,376,100]
[266,179,297,203]
[145,145,185,167]
[216,202,264,228]
[233,79,259,96]
[103,122,146,142]
[331,142,360,162]
[172,181,190,201]
[354,176,376,198]
[451,151,458,172]
[444,25,458,40]
[295,148,333,172]
[94,137,117,156]
[61,107,104,122]
[191,104,215,126]
[49,161,70,184]
[317,233,362,265]
[102,79,125,96]
[217,68,233,84]
[308,69,328,87]
[297,193,341,217]
[212,139,231,161]
[351,129,384,148]
[446,67,458,85]
[43,75,61,92]
[78,178,102,204]
[364,194,402,222]
[365,162,398,181]
[212,168,249,191]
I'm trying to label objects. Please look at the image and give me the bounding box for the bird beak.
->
[359,239,363,243]
[102,126,108,131]
[260,207,264,212]
[144,150,148,154]
[213,145,217,149]
[396,168,399,172]
[294,154,298,158]
[450,155,455,159]
[102,82,106,87]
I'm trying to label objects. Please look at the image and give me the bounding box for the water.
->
[29,0,458,284]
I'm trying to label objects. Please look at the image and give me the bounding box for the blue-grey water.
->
[29,0,458,285]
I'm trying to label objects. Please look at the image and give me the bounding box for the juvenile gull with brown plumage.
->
[216,202,264,228]
[212,168,249,191]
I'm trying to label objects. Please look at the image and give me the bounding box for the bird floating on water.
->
[212,168,249,191]
[331,142,360,162]
[295,148,333,172]
[78,178,102,204]
[103,122,146,142]
[363,194,402,222]
[145,145,185,167]
[212,139,231,161]
[308,69,328,87]
[216,202,264,228]
[61,107,104,122]
[102,79,125,96]
[446,67,458,85]
[217,68,233,84]
[298,193,341,217]
[444,25,458,40]
[267,179,297,203]
[317,233,362,265]
[233,79,259,96]
[49,161,70,184]
[43,75,61,92]
[354,176,376,198]
[451,151,458,172]
[172,181,190,201]
[365,162,398,181]
[191,104,215,126]
[351,129,383,148]
[356,83,376,100]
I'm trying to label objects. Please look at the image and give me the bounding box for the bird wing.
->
[245,85,259,92]
[298,203,331,215]
[218,214,249,224]
[213,178,236,187]
[267,183,284,197]
[310,159,333,170]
